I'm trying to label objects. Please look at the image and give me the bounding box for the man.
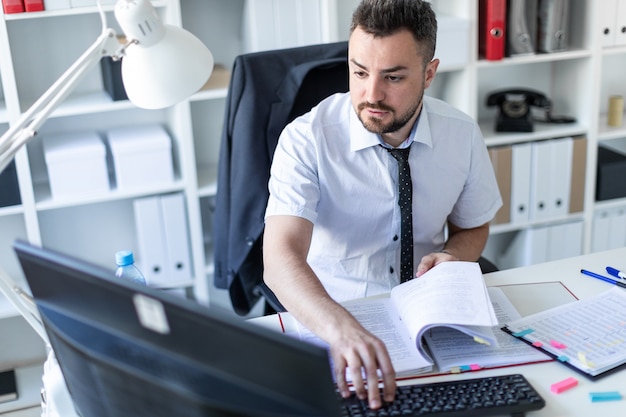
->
[263,0,502,409]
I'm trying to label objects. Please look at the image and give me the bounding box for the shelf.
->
[20,91,136,120]
[481,120,588,146]
[32,180,186,211]
[476,48,593,68]
[0,364,45,415]
[2,0,168,21]
[597,113,626,140]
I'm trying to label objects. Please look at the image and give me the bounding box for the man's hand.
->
[416,250,458,277]
[329,321,396,410]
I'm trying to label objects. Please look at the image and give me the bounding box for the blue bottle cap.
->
[115,250,135,266]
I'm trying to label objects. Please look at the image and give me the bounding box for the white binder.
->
[510,142,532,224]
[133,196,169,287]
[160,193,193,284]
[548,137,573,218]
[617,0,626,46]
[548,221,583,261]
[593,210,613,252]
[600,0,619,47]
[608,208,626,249]
[529,140,552,221]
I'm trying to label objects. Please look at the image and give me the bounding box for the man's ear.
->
[424,59,439,89]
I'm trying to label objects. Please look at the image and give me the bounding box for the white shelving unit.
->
[1,0,625,413]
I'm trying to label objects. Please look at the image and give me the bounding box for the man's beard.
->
[357,92,423,135]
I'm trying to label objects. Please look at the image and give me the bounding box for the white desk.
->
[250,247,626,416]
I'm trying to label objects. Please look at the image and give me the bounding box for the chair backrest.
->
[213,42,349,315]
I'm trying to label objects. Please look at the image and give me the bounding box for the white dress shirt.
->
[265,92,502,302]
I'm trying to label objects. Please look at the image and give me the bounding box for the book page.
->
[424,286,551,372]
[390,261,498,351]
[292,298,433,378]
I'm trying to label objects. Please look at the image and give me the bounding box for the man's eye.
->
[353,71,367,78]
[387,75,402,82]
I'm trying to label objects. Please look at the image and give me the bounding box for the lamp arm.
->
[0,28,122,173]
[0,265,49,344]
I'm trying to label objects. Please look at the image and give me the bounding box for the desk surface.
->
[250,247,626,416]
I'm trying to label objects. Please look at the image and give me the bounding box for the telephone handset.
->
[486,88,575,132]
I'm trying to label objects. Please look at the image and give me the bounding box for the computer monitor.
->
[14,240,343,417]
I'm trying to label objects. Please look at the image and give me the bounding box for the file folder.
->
[537,0,570,53]
[23,0,43,11]
[568,136,587,214]
[592,211,612,252]
[529,140,552,221]
[600,0,619,47]
[617,0,626,46]
[548,137,573,218]
[488,146,512,225]
[548,220,583,261]
[2,0,24,13]
[510,142,532,224]
[506,0,537,56]
[133,196,169,287]
[479,0,507,60]
[160,193,193,284]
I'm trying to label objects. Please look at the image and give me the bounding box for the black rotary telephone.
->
[486,88,575,132]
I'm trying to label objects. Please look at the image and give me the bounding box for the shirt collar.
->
[349,97,434,152]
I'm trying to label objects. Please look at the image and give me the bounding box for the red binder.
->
[479,0,507,61]
[23,0,43,12]
[2,0,25,13]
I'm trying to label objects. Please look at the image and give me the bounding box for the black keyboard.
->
[341,374,545,417]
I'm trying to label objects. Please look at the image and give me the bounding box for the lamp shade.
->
[114,0,214,109]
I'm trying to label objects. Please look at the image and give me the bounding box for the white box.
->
[43,131,110,199]
[106,124,174,190]
[435,15,470,71]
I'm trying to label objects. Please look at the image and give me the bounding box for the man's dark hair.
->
[350,0,437,65]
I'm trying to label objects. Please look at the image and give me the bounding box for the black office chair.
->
[213,42,350,316]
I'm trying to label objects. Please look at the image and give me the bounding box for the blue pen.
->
[580,269,626,289]
[606,266,626,281]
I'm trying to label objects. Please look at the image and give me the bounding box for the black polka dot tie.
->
[385,146,414,282]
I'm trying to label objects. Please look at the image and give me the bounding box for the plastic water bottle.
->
[115,250,147,285]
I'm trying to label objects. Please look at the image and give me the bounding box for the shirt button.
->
[389,267,394,274]
[393,235,399,241]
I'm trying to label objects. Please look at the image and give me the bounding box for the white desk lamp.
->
[0,0,213,332]
[0,0,214,174]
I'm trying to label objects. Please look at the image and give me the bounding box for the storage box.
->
[435,15,470,70]
[106,124,174,190]
[43,131,110,199]
[596,145,626,201]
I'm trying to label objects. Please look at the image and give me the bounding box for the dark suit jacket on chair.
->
[213,42,349,315]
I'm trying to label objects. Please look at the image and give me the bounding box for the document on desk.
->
[288,262,501,378]
[504,287,626,379]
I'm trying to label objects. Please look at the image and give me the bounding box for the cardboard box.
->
[435,15,471,70]
[43,131,110,199]
[106,124,174,190]
[596,145,626,201]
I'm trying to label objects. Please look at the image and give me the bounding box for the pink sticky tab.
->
[551,377,578,394]
[550,340,567,349]
[469,364,481,371]
[533,341,543,347]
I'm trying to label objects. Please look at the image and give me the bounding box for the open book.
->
[292,261,508,377]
